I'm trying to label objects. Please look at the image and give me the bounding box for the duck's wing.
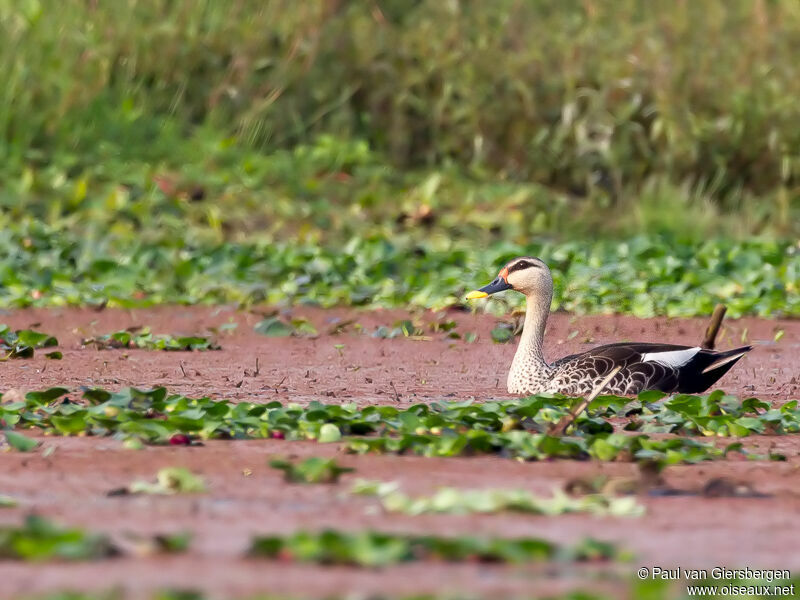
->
[551,342,752,394]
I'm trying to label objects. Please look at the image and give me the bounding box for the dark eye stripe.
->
[507,260,538,274]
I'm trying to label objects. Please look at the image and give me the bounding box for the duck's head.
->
[466,256,552,299]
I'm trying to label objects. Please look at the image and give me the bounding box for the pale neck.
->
[514,292,551,366]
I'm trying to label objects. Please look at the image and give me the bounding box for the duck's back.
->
[545,342,751,396]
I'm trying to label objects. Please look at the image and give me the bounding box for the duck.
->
[466,256,752,396]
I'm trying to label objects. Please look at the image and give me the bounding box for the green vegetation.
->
[0,325,59,359]
[254,317,317,337]
[618,390,800,437]
[270,457,354,484]
[3,2,800,238]
[0,2,797,319]
[351,480,644,517]
[0,515,191,563]
[248,530,618,566]
[0,224,797,316]
[82,328,219,351]
[2,430,39,452]
[0,516,116,561]
[111,467,207,496]
[346,429,735,464]
[1,386,793,464]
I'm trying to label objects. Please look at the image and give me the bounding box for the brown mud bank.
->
[0,306,797,404]
[1,437,800,599]
[0,307,798,598]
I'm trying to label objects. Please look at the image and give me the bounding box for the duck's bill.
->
[465,290,488,300]
[466,276,512,300]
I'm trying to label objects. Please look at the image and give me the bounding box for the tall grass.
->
[0,0,798,232]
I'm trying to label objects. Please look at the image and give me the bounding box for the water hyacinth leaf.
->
[0,384,794,464]
[3,430,39,452]
[248,530,619,566]
[590,438,619,461]
[317,423,342,443]
[155,468,206,493]
[153,531,192,554]
[50,414,89,435]
[0,515,118,560]
[490,324,514,344]
[291,318,318,336]
[254,317,293,337]
[0,326,59,359]
[270,457,354,483]
[25,388,70,402]
[8,346,34,359]
[83,329,219,351]
[352,479,644,517]
[15,330,57,348]
[125,467,206,495]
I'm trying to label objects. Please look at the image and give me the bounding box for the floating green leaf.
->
[351,480,644,517]
[119,468,206,495]
[0,516,117,561]
[490,324,515,344]
[82,329,219,351]
[270,457,353,484]
[317,423,342,443]
[0,386,793,465]
[248,530,619,566]
[3,431,39,452]
[0,325,59,359]
[254,318,294,337]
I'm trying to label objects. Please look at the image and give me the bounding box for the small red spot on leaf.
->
[169,433,191,445]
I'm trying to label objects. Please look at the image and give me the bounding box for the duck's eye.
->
[508,260,537,274]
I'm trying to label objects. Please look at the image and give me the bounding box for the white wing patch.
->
[640,347,701,368]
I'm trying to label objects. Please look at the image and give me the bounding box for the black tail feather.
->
[678,345,752,393]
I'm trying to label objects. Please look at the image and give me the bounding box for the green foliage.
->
[149,532,193,555]
[270,457,354,484]
[2,430,39,452]
[609,390,800,437]
[0,222,797,317]
[82,328,219,351]
[3,1,800,221]
[0,516,117,561]
[248,530,618,566]
[345,429,733,465]
[0,325,58,359]
[351,480,643,517]
[490,323,516,344]
[254,317,317,338]
[372,320,428,340]
[1,385,793,465]
[123,468,207,495]
[0,494,17,508]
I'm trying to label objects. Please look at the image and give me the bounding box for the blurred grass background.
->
[1,0,798,243]
[0,0,798,314]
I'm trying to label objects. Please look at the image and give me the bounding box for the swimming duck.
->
[467,257,752,396]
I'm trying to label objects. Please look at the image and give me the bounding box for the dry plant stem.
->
[701,304,727,350]
[548,366,623,436]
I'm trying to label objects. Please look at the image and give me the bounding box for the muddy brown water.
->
[0,307,798,599]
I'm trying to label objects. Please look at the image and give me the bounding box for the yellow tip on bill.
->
[465,290,488,300]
